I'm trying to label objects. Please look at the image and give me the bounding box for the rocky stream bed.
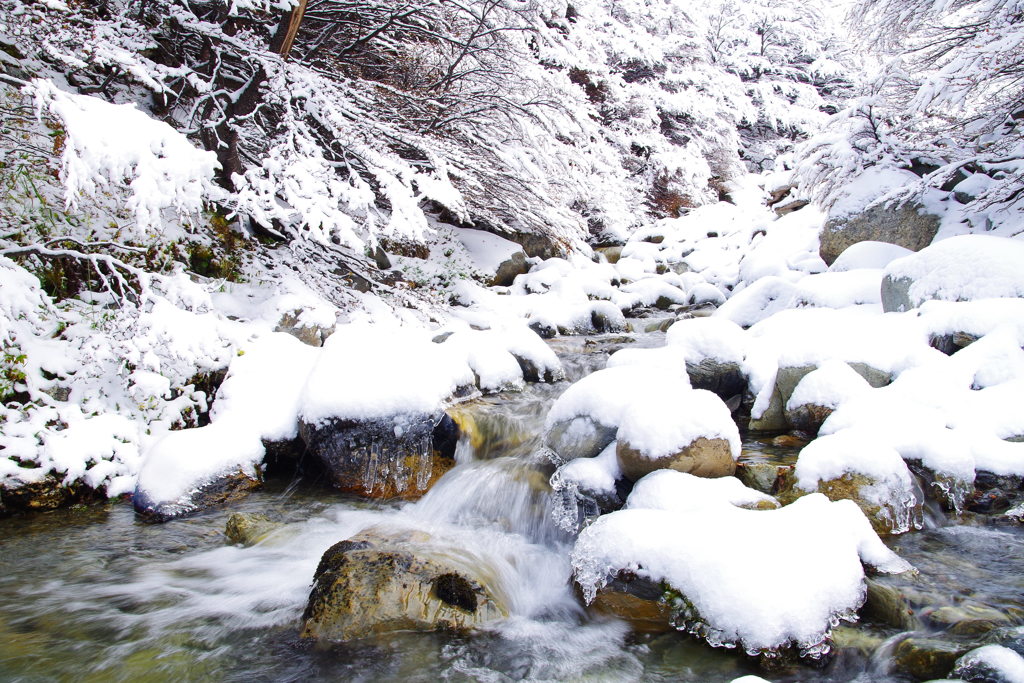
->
[2,330,1023,683]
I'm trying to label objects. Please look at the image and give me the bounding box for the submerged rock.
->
[299,412,459,499]
[891,636,972,681]
[225,512,283,546]
[301,526,508,641]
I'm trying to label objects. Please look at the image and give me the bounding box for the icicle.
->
[363,442,379,495]
[416,435,433,491]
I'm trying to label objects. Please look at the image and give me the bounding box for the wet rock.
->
[735,462,792,496]
[685,358,746,402]
[489,251,529,287]
[133,469,262,521]
[968,489,1014,514]
[906,459,975,513]
[509,351,564,384]
[784,402,834,435]
[545,416,618,463]
[528,319,557,339]
[819,200,940,266]
[298,413,458,499]
[617,437,736,483]
[275,309,335,347]
[891,636,972,681]
[927,604,1014,637]
[301,526,507,641]
[745,388,788,434]
[862,578,923,631]
[803,472,922,536]
[587,571,674,633]
[225,512,283,546]
[0,475,99,515]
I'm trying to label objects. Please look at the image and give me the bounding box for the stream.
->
[1,329,1023,682]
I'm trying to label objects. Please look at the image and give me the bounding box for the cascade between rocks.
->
[1,330,1024,682]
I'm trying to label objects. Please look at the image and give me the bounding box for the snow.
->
[554,442,622,498]
[829,241,912,272]
[134,421,264,510]
[953,645,1024,683]
[29,79,219,234]
[665,317,748,365]
[787,359,872,411]
[884,235,1024,307]
[616,389,741,461]
[545,365,690,431]
[626,470,777,513]
[572,493,912,655]
[300,324,475,425]
[453,228,524,274]
[826,167,919,219]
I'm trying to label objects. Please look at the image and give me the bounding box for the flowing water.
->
[1,329,1023,682]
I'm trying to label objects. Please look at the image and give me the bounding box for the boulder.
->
[684,358,746,401]
[617,437,736,483]
[299,412,459,499]
[819,201,940,266]
[489,251,529,287]
[882,235,1024,312]
[545,415,618,463]
[800,472,922,536]
[301,526,507,641]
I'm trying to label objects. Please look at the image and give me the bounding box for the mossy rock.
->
[891,636,972,681]
[225,512,283,546]
[301,526,508,641]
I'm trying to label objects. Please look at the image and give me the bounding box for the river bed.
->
[1,330,1022,682]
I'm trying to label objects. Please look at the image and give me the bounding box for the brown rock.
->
[617,436,736,483]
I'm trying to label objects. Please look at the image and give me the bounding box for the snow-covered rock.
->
[615,388,740,482]
[544,366,689,462]
[882,235,1024,313]
[793,430,921,535]
[572,493,913,656]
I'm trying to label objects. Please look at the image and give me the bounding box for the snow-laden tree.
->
[796,0,1024,235]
